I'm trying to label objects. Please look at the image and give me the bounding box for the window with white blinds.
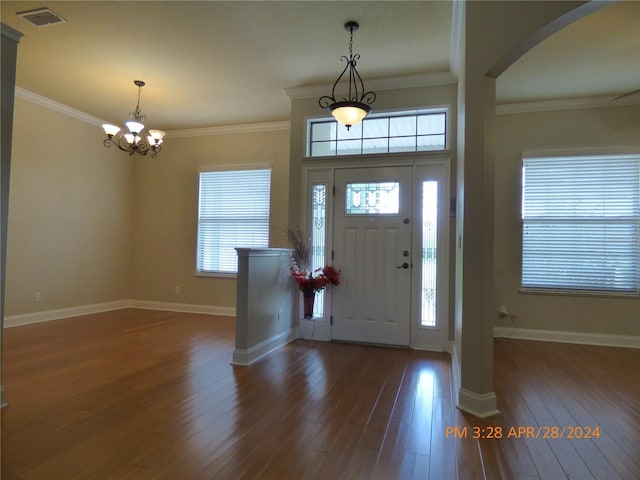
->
[521,153,640,294]
[197,168,271,274]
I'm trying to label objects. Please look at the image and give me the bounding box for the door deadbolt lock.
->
[402,250,410,257]
[403,218,410,224]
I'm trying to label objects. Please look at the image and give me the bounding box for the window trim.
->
[305,106,450,158]
[520,149,640,296]
[196,164,272,277]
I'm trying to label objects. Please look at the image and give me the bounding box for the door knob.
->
[397,262,409,269]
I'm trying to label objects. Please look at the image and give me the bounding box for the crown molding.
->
[1,23,24,42]
[284,72,456,100]
[496,94,640,115]
[167,121,290,138]
[17,85,637,133]
[15,87,290,137]
[15,87,107,126]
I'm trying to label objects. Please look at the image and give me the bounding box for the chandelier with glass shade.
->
[102,80,166,158]
[319,21,376,130]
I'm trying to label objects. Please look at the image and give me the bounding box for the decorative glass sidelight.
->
[345,182,400,215]
[311,184,327,317]
[421,181,438,327]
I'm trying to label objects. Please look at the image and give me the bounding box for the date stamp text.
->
[445,425,601,439]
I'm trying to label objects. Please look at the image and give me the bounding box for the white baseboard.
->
[232,328,297,366]
[449,341,462,403]
[412,345,446,353]
[3,300,130,327]
[3,300,236,328]
[457,388,500,418]
[299,318,330,342]
[450,341,499,419]
[128,300,235,317]
[445,340,455,356]
[494,326,640,349]
[450,341,461,402]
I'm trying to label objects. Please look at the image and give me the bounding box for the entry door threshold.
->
[331,339,410,350]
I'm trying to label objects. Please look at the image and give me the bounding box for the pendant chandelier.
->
[319,21,376,130]
[102,80,166,158]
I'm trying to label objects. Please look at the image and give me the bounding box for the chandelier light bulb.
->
[124,133,141,145]
[330,102,371,129]
[148,129,166,143]
[102,124,121,137]
[125,120,145,136]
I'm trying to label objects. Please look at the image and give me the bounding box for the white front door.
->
[329,163,449,350]
[332,166,413,346]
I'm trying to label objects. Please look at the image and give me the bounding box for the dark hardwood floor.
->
[493,337,640,480]
[1,309,638,479]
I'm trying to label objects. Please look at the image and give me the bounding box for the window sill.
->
[195,272,237,279]
[519,288,639,300]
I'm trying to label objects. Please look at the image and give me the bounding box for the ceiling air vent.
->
[17,7,67,27]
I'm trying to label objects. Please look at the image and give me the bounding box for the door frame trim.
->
[301,153,452,348]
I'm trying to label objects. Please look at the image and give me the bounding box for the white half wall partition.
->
[233,248,298,366]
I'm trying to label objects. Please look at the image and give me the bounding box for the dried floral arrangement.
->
[287,225,340,294]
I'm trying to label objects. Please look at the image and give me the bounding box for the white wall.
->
[5,98,132,316]
[130,127,291,310]
[494,104,640,337]
[5,97,292,320]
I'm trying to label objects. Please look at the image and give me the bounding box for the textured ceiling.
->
[1,1,638,131]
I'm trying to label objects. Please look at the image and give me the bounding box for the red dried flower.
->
[289,257,341,293]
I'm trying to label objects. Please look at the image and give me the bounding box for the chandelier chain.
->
[131,84,146,123]
[349,26,353,58]
[347,26,356,102]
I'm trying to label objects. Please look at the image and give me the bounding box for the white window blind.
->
[197,168,271,274]
[522,154,640,294]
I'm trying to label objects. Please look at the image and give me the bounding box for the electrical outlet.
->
[499,305,507,318]
[174,286,181,294]
[35,291,42,302]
